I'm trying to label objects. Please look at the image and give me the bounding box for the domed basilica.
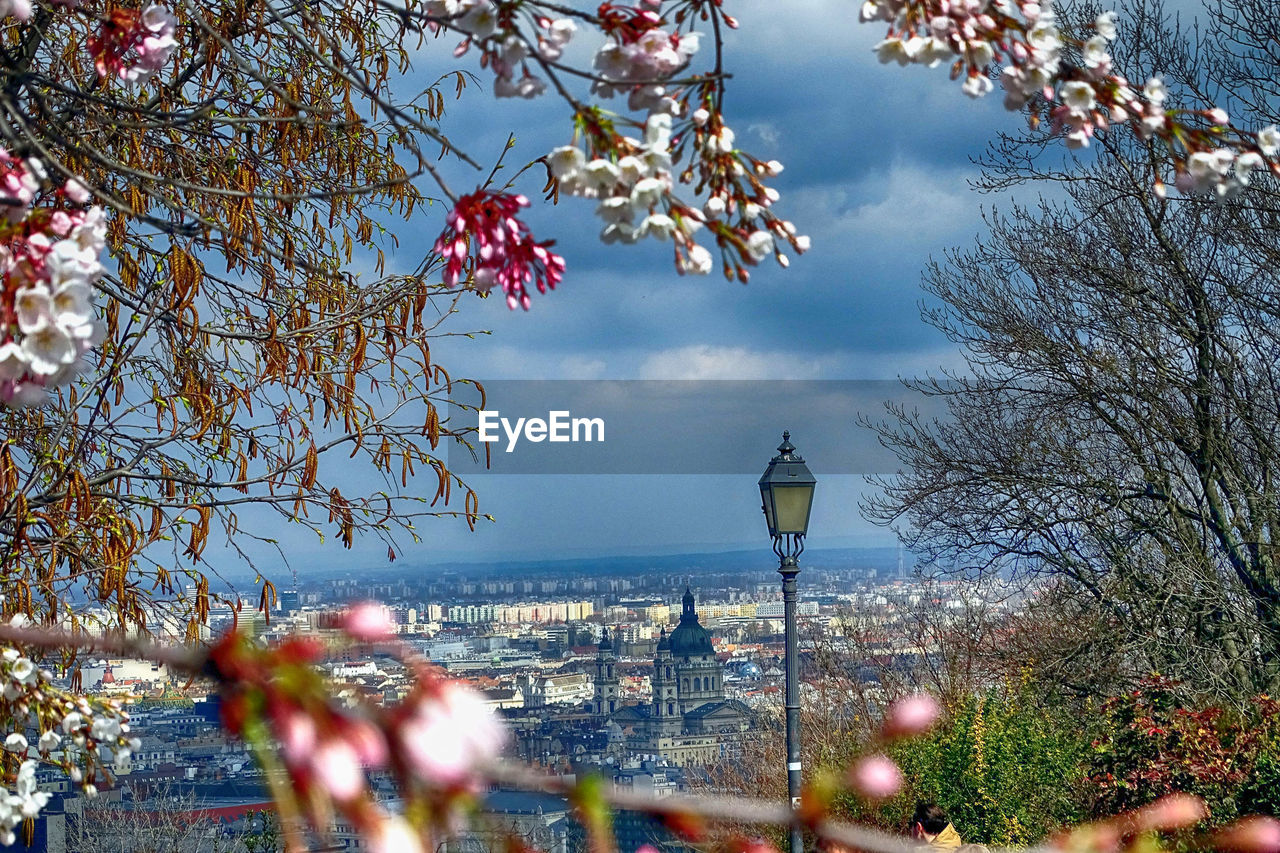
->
[592,588,753,764]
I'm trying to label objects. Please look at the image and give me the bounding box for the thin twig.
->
[484,760,933,853]
[0,623,210,674]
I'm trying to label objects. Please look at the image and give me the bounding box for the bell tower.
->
[592,629,619,717]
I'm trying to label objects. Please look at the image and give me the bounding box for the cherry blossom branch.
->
[862,1,1280,197]
[0,621,210,674]
[483,759,928,853]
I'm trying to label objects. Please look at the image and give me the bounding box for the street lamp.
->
[758,431,815,853]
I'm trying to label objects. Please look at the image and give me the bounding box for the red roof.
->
[125,803,275,826]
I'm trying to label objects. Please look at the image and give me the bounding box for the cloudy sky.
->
[228,0,1153,579]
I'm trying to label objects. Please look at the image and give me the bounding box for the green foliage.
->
[240,809,281,853]
[788,678,1280,852]
[837,686,1093,846]
[1086,678,1280,825]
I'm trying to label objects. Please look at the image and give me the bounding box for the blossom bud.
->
[848,754,902,800]
[63,179,91,204]
[371,817,425,853]
[1131,794,1207,832]
[1213,817,1280,853]
[342,602,395,642]
[311,740,365,802]
[278,711,316,764]
[348,719,389,768]
[882,693,941,739]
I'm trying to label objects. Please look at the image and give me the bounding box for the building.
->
[596,589,753,765]
[591,630,620,716]
[521,673,592,708]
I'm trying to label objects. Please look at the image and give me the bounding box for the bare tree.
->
[863,0,1280,701]
[63,785,275,853]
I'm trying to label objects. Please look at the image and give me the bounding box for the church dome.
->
[669,587,713,657]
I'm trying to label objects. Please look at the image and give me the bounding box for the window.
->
[694,677,701,691]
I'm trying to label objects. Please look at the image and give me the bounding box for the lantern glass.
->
[770,482,814,535]
[760,483,776,536]
[759,432,816,539]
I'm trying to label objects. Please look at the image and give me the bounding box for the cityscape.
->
[31,549,1022,852]
[3,0,1278,847]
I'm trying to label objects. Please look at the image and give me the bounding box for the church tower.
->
[650,627,681,736]
[668,588,722,714]
[592,628,619,717]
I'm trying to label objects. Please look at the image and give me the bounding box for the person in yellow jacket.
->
[911,803,963,851]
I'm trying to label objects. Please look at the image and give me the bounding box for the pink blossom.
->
[343,602,395,642]
[310,739,365,802]
[63,179,90,204]
[433,190,565,310]
[347,718,389,768]
[370,816,425,853]
[883,693,941,739]
[0,156,103,408]
[88,4,176,83]
[278,710,316,766]
[1213,817,1280,853]
[398,682,506,786]
[590,6,698,99]
[47,211,72,237]
[0,0,32,21]
[1132,794,1207,831]
[849,754,903,800]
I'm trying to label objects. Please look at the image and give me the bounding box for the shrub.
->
[1087,677,1280,825]
[837,686,1092,846]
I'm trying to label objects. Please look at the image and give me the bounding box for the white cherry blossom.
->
[1095,11,1117,39]
[22,321,75,376]
[679,244,713,275]
[744,230,774,263]
[1258,125,1280,156]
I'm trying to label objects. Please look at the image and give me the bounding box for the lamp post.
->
[758,431,816,853]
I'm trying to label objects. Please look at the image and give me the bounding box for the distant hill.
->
[299,545,909,580]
